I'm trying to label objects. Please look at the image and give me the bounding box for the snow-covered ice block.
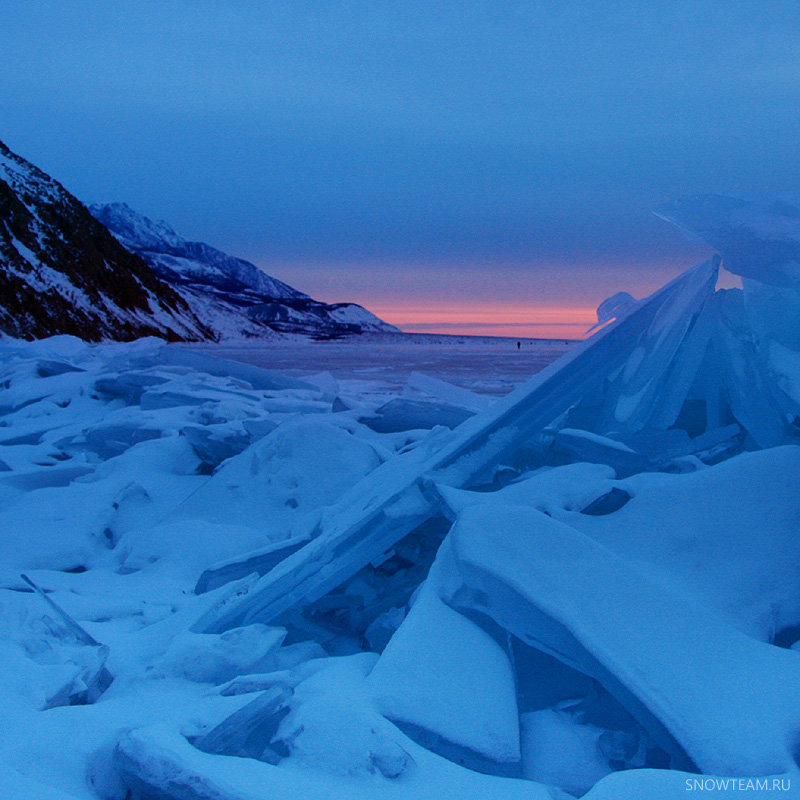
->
[94,371,169,404]
[439,504,800,776]
[194,684,293,762]
[303,370,339,400]
[203,260,719,631]
[564,445,800,641]
[195,536,311,594]
[241,416,279,440]
[405,371,493,413]
[361,398,475,433]
[177,418,383,533]
[154,346,317,391]
[0,464,94,491]
[181,424,250,470]
[215,650,328,697]
[84,422,163,459]
[436,446,800,642]
[140,389,211,410]
[35,359,84,378]
[155,625,287,683]
[273,653,418,779]
[114,721,558,800]
[520,709,613,796]
[367,574,520,772]
[427,462,617,520]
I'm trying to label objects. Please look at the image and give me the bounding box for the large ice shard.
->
[654,194,800,288]
[437,503,800,777]
[435,446,800,641]
[712,289,790,448]
[365,571,521,774]
[656,194,800,417]
[194,259,720,633]
[566,258,720,437]
[19,574,114,709]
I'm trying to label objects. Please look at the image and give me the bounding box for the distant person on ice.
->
[516,341,521,349]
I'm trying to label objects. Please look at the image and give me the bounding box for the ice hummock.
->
[2,210,800,800]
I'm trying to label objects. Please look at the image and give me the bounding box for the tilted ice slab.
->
[366,562,520,771]
[144,345,317,392]
[198,259,719,632]
[404,371,493,413]
[654,194,800,288]
[434,446,800,642]
[112,650,560,800]
[437,503,800,777]
[657,194,800,415]
[570,258,719,437]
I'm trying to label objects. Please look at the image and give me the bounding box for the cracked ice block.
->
[196,260,719,633]
[438,504,800,777]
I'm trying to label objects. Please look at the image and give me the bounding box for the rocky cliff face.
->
[0,140,212,342]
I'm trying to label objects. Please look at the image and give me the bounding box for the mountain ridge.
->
[0,139,211,342]
[0,138,398,342]
[90,201,399,339]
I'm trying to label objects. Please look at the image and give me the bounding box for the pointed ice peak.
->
[655,194,800,287]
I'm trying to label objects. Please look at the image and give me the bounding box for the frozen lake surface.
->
[190,333,574,400]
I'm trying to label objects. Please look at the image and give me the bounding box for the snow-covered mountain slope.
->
[90,202,307,303]
[0,140,212,342]
[91,202,400,339]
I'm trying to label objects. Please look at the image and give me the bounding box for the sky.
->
[2,1,799,338]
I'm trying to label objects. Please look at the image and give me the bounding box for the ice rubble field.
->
[2,195,800,799]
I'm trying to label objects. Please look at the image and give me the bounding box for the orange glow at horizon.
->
[368,302,598,340]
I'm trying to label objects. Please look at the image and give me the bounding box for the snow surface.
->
[0,334,574,800]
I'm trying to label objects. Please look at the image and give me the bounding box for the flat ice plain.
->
[205,333,573,397]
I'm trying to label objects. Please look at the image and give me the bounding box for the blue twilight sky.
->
[2,1,799,336]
